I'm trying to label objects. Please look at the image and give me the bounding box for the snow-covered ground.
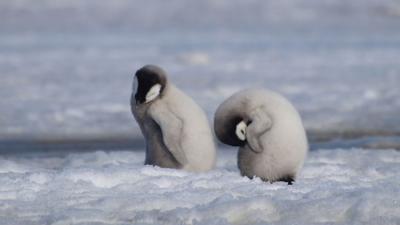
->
[1,1,400,224]
[0,148,399,225]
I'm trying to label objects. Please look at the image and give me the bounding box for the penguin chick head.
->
[215,115,250,147]
[133,65,167,105]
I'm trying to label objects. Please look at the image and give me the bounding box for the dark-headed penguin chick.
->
[214,89,308,184]
[130,65,216,172]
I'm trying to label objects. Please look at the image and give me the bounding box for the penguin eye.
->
[145,84,162,103]
[235,121,247,141]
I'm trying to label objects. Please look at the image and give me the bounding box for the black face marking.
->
[223,116,248,146]
[215,115,253,146]
[134,66,167,104]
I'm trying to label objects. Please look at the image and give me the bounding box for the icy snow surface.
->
[1,1,400,223]
[0,148,399,225]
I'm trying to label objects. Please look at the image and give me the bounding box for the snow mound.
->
[0,148,399,225]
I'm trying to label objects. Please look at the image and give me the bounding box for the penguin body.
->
[214,89,308,184]
[131,65,216,172]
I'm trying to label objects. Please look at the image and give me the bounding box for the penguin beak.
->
[134,94,141,105]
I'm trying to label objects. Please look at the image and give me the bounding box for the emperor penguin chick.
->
[214,89,308,184]
[130,65,216,172]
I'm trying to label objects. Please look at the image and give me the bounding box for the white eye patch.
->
[132,76,138,94]
[145,84,162,103]
[235,121,247,141]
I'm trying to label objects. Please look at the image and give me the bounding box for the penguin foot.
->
[278,175,295,185]
[254,175,295,185]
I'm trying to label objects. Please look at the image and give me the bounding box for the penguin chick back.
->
[149,84,216,172]
[214,88,308,183]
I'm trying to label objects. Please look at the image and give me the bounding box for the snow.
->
[0,148,399,225]
[0,1,400,223]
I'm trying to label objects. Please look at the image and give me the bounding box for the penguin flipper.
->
[149,103,188,166]
[246,107,273,153]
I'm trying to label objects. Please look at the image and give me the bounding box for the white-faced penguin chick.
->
[130,65,216,172]
[214,89,308,185]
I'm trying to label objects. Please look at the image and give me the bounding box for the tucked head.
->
[214,112,251,147]
[133,65,167,105]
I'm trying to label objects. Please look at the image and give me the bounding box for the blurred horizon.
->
[1,0,400,148]
[1,0,400,32]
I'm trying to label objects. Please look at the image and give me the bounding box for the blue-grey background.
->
[1,0,400,147]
